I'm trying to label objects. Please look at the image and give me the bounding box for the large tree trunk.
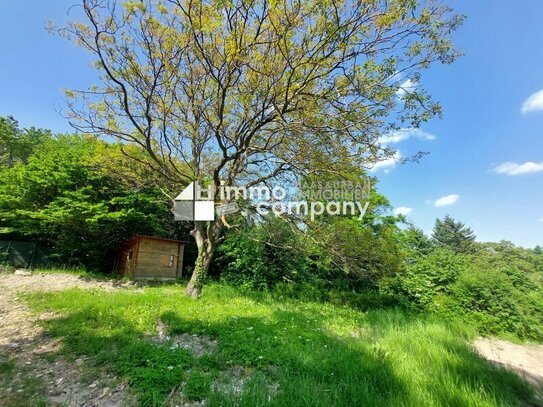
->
[185,220,220,298]
[185,240,214,298]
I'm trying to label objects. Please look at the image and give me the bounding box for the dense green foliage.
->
[1,117,542,343]
[216,213,543,341]
[214,217,324,291]
[214,193,404,293]
[0,120,182,270]
[24,282,534,406]
[0,116,50,168]
[384,241,543,340]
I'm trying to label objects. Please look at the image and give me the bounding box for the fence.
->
[0,240,51,269]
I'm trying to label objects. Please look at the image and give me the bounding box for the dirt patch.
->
[18,356,134,407]
[212,365,279,400]
[165,366,279,407]
[0,271,137,406]
[474,337,543,389]
[1,271,135,294]
[211,365,253,397]
[153,321,218,357]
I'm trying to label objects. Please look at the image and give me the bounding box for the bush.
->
[382,249,467,310]
[308,217,404,291]
[213,218,323,291]
[384,245,543,341]
[440,268,543,340]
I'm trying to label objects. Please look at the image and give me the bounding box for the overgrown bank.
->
[11,278,537,406]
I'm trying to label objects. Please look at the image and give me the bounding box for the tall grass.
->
[24,283,533,406]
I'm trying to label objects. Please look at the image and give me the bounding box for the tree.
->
[0,116,50,169]
[57,0,463,297]
[305,182,404,289]
[0,133,181,270]
[432,215,475,253]
[401,225,433,257]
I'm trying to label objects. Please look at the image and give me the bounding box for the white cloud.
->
[396,78,417,98]
[369,151,401,173]
[521,89,543,114]
[434,194,459,208]
[492,161,543,175]
[394,206,413,216]
[380,128,436,144]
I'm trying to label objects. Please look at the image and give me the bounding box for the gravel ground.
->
[0,271,137,406]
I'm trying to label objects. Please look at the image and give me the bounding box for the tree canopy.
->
[0,127,183,270]
[0,116,50,168]
[56,0,463,296]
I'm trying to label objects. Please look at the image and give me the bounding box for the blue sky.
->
[0,1,542,247]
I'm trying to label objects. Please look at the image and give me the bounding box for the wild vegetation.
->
[1,1,542,404]
[18,282,536,406]
[2,118,542,406]
[1,116,542,345]
[0,117,190,270]
[1,121,542,405]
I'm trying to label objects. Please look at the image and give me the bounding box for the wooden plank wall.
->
[134,238,180,279]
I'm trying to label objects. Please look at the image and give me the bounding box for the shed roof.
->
[131,235,189,245]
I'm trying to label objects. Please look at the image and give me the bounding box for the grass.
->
[22,282,535,406]
[28,265,121,279]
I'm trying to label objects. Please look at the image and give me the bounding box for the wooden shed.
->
[115,235,186,280]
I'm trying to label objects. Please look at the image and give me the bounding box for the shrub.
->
[213,218,322,291]
[441,265,543,340]
[382,249,467,310]
[385,245,543,341]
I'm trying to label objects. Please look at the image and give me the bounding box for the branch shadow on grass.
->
[25,292,536,407]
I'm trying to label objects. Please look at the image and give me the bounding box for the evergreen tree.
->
[402,226,433,257]
[432,215,476,253]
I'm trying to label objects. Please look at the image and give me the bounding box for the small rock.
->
[89,381,98,388]
[14,269,32,276]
